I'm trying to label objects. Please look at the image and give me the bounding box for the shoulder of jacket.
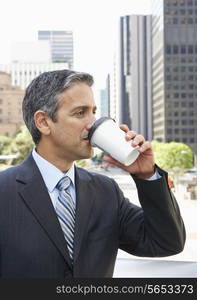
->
[0,164,21,181]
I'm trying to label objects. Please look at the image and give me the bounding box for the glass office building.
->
[151,0,197,158]
[38,31,73,68]
[120,15,152,140]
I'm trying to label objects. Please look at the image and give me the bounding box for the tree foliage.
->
[151,140,193,171]
[1,126,34,165]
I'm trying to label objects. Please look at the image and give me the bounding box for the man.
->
[0,70,185,278]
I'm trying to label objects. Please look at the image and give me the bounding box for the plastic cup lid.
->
[88,117,115,141]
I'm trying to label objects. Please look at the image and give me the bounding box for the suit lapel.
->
[73,167,93,262]
[16,154,73,270]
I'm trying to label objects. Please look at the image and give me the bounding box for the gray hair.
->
[22,69,94,144]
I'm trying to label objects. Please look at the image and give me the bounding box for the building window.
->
[167,129,172,134]
[167,120,173,125]
[189,129,195,134]
[173,17,178,24]
[181,102,187,107]
[189,102,194,107]
[180,45,186,54]
[166,75,171,81]
[188,0,193,5]
[188,93,194,98]
[188,45,194,54]
[189,111,194,116]
[166,45,171,54]
[188,75,194,80]
[182,129,187,134]
[173,45,179,54]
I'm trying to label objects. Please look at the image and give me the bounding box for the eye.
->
[75,110,84,116]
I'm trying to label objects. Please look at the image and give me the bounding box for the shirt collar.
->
[32,148,75,192]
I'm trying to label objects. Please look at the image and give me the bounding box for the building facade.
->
[0,62,68,90]
[120,15,152,140]
[151,0,197,160]
[109,53,120,124]
[0,72,24,136]
[38,31,73,68]
[99,75,110,118]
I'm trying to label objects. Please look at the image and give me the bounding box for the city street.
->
[88,165,197,277]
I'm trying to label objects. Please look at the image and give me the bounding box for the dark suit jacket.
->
[0,153,185,278]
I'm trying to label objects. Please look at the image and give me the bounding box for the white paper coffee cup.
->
[88,117,140,166]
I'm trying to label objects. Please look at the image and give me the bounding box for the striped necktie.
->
[56,176,75,262]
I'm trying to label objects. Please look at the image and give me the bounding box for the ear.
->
[34,110,51,137]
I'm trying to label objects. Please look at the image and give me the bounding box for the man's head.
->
[22,69,97,163]
[22,69,94,144]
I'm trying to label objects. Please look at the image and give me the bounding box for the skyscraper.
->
[151,0,197,160]
[120,15,152,140]
[100,75,110,117]
[38,31,73,68]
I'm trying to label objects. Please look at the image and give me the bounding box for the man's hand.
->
[103,124,155,179]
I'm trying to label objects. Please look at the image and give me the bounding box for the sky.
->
[0,0,151,89]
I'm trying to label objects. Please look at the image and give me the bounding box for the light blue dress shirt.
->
[32,148,76,210]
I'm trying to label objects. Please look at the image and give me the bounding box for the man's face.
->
[47,82,97,162]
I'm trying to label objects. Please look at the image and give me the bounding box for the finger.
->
[119,124,129,133]
[125,130,137,140]
[138,141,152,153]
[132,134,145,146]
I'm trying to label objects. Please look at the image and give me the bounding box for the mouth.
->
[82,136,90,144]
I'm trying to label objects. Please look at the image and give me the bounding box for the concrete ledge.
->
[113,258,197,278]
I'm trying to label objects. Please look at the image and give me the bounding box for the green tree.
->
[5,126,35,165]
[152,140,193,171]
[0,135,13,166]
[0,135,12,155]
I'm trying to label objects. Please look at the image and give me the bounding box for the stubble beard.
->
[76,143,94,160]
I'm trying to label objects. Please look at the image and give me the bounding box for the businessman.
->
[0,69,185,278]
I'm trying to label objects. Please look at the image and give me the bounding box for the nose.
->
[86,114,96,131]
